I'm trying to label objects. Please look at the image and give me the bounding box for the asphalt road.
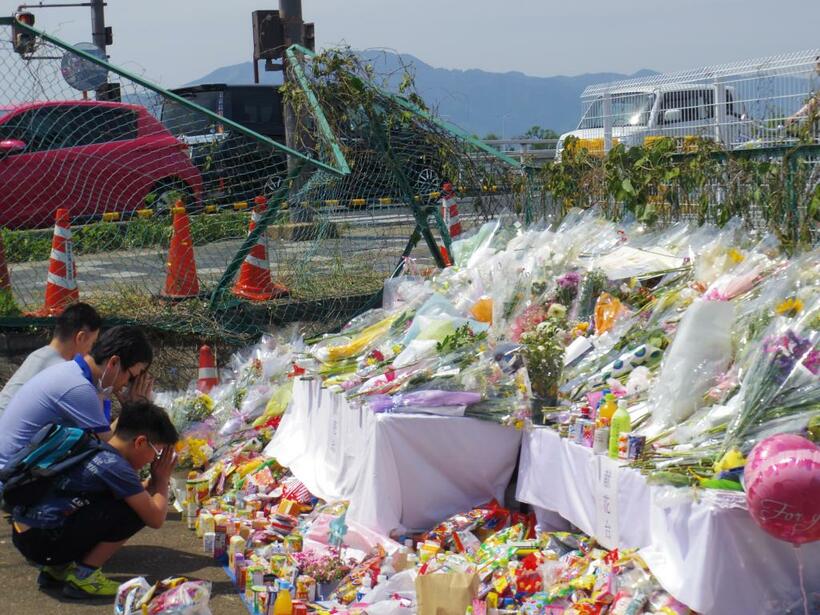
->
[7,208,423,309]
[6,204,488,309]
[0,511,244,615]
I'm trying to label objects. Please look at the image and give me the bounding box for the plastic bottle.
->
[228,534,246,569]
[609,399,631,459]
[380,556,395,580]
[597,393,617,424]
[356,575,372,602]
[199,511,215,536]
[273,580,293,615]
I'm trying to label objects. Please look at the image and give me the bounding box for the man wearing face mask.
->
[0,325,154,471]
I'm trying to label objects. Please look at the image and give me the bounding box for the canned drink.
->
[249,565,265,588]
[581,420,595,448]
[203,531,215,555]
[284,532,303,553]
[186,477,210,504]
[213,526,227,559]
[185,500,198,530]
[244,576,256,603]
[574,419,586,445]
[296,575,316,601]
[265,585,277,615]
[238,565,248,592]
[627,434,646,460]
[593,427,609,454]
[567,416,578,441]
[251,585,267,614]
[270,554,287,576]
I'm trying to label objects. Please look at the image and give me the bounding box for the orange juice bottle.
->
[597,393,617,424]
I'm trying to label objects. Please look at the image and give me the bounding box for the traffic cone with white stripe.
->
[196,344,218,393]
[232,196,288,301]
[0,233,11,292]
[37,208,79,315]
[162,203,200,299]
[441,181,462,239]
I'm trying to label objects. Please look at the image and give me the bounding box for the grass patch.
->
[0,211,264,263]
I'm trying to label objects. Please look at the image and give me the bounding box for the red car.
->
[0,100,202,229]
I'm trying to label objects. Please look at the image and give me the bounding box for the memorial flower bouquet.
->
[520,306,569,403]
[722,295,819,452]
[292,550,353,583]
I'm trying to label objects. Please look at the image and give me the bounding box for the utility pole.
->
[279,0,312,221]
[89,0,118,100]
[89,0,106,57]
[280,0,303,168]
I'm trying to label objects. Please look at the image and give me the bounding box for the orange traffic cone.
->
[162,203,199,299]
[439,245,452,267]
[196,344,218,393]
[0,233,11,291]
[232,196,288,301]
[441,181,462,238]
[37,208,79,315]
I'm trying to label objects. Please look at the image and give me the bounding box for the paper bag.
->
[415,572,478,615]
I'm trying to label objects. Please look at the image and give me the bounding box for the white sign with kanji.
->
[594,455,620,549]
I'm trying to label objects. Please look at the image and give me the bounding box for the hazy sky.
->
[25,0,820,87]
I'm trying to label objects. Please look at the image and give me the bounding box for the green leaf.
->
[621,178,636,195]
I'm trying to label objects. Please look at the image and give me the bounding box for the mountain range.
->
[187,51,658,137]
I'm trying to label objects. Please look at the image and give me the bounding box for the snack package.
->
[423,500,510,548]
[147,580,212,615]
[330,546,386,604]
[115,577,152,615]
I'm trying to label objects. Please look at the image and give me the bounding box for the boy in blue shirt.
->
[10,400,178,599]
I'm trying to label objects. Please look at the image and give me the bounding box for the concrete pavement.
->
[0,511,245,615]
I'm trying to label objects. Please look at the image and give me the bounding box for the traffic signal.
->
[303,22,315,52]
[252,10,284,61]
[12,12,36,56]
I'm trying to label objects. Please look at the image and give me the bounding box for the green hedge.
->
[0,211,261,263]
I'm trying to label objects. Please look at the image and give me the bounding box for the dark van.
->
[160,84,287,203]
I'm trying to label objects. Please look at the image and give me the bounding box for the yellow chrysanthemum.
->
[775,297,804,316]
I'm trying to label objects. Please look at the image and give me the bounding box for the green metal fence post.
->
[208,161,306,309]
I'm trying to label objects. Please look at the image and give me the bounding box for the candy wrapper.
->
[330,545,386,604]
[146,580,212,615]
[422,500,510,549]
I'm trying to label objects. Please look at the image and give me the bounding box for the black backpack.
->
[0,423,106,511]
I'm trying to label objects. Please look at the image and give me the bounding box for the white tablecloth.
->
[265,378,522,536]
[517,427,820,615]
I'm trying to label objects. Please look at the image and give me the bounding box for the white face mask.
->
[97,362,120,400]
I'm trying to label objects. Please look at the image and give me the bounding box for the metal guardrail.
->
[481,139,558,164]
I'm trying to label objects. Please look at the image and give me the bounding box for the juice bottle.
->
[273,580,293,615]
[597,393,618,424]
[609,399,632,459]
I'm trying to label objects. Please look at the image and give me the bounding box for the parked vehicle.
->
[0,100,202,229]
[555,84,752,160]
[160,84,287,203]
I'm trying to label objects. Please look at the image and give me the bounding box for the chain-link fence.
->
[0,18,524,344]
[556,49,820,157]
[539,49,820,246]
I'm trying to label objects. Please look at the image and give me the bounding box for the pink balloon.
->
[745,437,820,546]
[744,433,817,489]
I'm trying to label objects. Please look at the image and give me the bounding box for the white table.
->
[265,377,522,536]
[517,427,820,615]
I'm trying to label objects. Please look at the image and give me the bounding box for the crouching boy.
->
[9,400,178,599]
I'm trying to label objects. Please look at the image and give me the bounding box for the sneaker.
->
[37,563,74,588]
[62,567,120,599]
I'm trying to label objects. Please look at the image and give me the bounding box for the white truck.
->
[555,83,752,159]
